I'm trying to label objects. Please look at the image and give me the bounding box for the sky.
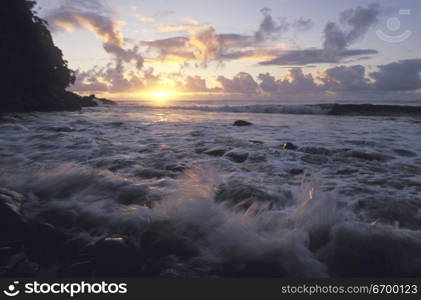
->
[35,0,421,102]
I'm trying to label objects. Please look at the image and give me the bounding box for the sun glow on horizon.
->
[140,90,175,105]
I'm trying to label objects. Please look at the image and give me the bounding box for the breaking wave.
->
[2,164,421,277]
[137,103,421,116]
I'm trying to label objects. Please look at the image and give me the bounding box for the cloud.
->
[131,5,175,23]
[72,62,166,94]
[258,73,279,93]
[133,13,155,23]
[46,0,144,69]
[258,68,319,95]
[260,48,377,66]
[175,75,209,92]
[217,72,259,94]
[324,3,381,51]
[254,7,290,42]
[292,18,314,32]
[370,59,421,91]
[320,65,371,91]
[130,24,264,65]
[73,68,109,92]
[128,8,310,65]
[72,58,421,99]
[261,3,381,66]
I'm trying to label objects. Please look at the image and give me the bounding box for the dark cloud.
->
[261,3,381,66]
[257,73,279,93]
[324,3,381,51]
[292,18,314,32]
[371,59,421,91]
[260,49,377,66]
[320,65,371,91]
[254,7,290,42]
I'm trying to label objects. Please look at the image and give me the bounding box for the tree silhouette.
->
[0,0,84,112]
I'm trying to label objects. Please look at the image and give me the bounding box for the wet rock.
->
[357,199,421,231]
[0,251,39,277]
[165,164,186,172]
[190,130,204,137]
[287,168,304,175]
[233,120,253,126]
[141,231,198,261]
[248,153,267,162]
[327,104,421,116]
[282,142,298,150]
[204,147,228,157]
[50,126,75,132]
[215,181,282,212]
[25,222,75,265]
[0,115,21,123]
[249,140,264,144]
[0,241,23,266]
[80,94,117,107]
[320,223,421,277]
[393,149,417,157]
[86,237,143,277]
[225,151,249,163]
[219,251,285,278]
[135,168,166,179]
[109,121,124,127]
[116,185,150,205]
[59,261,94,277]
[0,188,27,241]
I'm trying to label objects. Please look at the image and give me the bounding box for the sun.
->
[152,91,171,100]
[150,91,172,103]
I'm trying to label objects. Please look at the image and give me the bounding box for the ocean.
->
[1,99,421,277]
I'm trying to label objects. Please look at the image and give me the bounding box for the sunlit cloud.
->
[46,0,144,69]
[42,1,421,101]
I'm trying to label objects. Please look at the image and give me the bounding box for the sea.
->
[1,98,421,277]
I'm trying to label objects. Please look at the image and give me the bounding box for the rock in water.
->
[287,168,304,175]
[233,120,253,126]
[0,188,27,241]
[86,237,143,277]
[283,142,298,150]
[225,150,249,163]
[319,223,421,277]
[204,147,228,156]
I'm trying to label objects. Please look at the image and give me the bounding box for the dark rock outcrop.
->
[326,104,421,116]
[85,237,143,277]
[233,120,253,126]
[0,188,27,241]
[282,142,298,150]
[225,150,249,163]
[204,147,228,157]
